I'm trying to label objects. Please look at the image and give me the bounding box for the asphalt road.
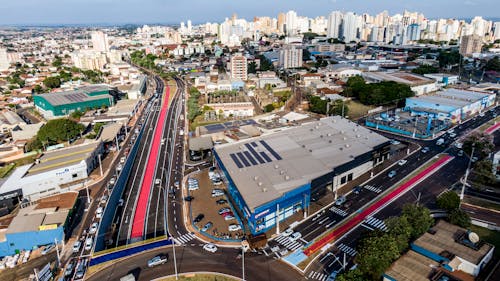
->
[86,244,305,281]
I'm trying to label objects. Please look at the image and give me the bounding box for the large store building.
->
[214,116,390,234]
[34,85,118,119]
[0,141,103,203]
[405,89,496,123]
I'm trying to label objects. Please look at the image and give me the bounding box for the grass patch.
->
[157,273,239,281]
[346,100,376,120]
[469,225,500,258]
[0,163,16,178]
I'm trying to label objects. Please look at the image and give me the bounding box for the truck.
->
[436,138,445,146]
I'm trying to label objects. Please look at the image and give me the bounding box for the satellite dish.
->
[468,232,480,243]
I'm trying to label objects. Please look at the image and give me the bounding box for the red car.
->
[221,211,234,217]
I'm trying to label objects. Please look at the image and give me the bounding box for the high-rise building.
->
[327,11,343,39]
[277,13,286,34]
[493,22,500,41]
[91,31,109,52]
[279,45,303,69]
[342,12,360,43]
[285,10,298,36]
[0,48,9,71]
[406,24,421,42]
[460,34,483,56]
[230,53,248,81]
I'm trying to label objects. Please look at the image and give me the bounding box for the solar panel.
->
[243,151,258,165]
[245,143,265,164]
[260,151,272,162]
[251,142,258,147]
[230,153,244,169]
[260,140,282,160]
[236,152,251,167]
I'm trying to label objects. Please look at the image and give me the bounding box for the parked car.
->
[184,196,194,202]
[212,179,223,186]
[72,241,82,253]
[120,157,126,164]
[109,177,116,185]
[218,208,231,215]
[224,215,236,221]
[89,222,99,235]
[388,170,397,178]
[147,255,168,267]
[228,224,242,232]
[203,243,218,253]
[334,195,346,206]
[221,211,234,218]
[96,207,103,219]
[193,214,204,223]
[64,261,75,277]
[202,222,213,232]
[211,189,224,197]
[84,237,93,251]
[100,195,108,204]
[282,228,294,237]
[289,232,302,241]
[216,199,228,205]
[41,244,54,255]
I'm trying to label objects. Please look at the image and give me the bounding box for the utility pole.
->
[242,245,245,281]
[275,203,280,235]
[54,238,61,268]
[98,154,103,177]
[171,237,179,280]
[460,145,475,201]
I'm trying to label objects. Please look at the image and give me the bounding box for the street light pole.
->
[460,145,475,201]
[171,236,179,280]
[242,245,245,281]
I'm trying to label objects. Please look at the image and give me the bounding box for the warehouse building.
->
[34,85,118,119]
[362,71,438,96]
[405,89,496,123]
[0,192,77,257]
[214,116,390,234]
[0,141,103,202]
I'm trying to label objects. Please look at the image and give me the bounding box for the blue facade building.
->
[214,116,390,234]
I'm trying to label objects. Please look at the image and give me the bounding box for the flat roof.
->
[27,142,100,176]
[435,88,491,102]
[414,220,493,265]
[406,95,469,109]
[385,250,439,281]
[215,116,389,211]
[35,85,112,106]
[99,123,122,143]
[189,136,213,151]
[363,71,435,86]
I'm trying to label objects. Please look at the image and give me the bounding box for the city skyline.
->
[1,0,499,25]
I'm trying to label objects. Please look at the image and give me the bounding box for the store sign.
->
[255,209,270,219]
[39,224,57,231]
[55,168,70,176]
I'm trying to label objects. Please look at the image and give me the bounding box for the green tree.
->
[436,191,461,211]
[401,204,434,239]
[472,160,496,186]
[484,56,500,71]
[356,233,400,280]
[70,110,84,120]
[43,76,61,89]
[36,118,85,146]
[259,55,274,71]
[463,132,494,159]
[264,104,275,112]
[93,122,104,134]
[52,57,63,68]
[336,268,366,281]
[248,62,257,74]
[385,216,412,253]
[33,84,43,93]
[438,50,461,68]
[412,65,439,75]
[449,209,471,228]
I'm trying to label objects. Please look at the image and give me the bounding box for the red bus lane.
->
[130,86,171,239]
[304,154,453,256]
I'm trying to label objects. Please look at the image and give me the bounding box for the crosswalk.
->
[337,243,357,256]
[173,232,196,244]
[329,206,348,217]
[364,216,388,231]
[308,271,328,281]
[274,235,303,251]
[363,185,382,193]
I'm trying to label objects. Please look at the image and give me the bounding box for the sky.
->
[1,0,499,25]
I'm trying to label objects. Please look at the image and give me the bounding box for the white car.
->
[228,224,242,232]
[289,232,302,242]
[96,207,103,219]
[224,215,236,221]
[89,222,98,235]
[449,133,457,138]
[203,243,218,253]
[84,237,93,251]
[72,241,81,253]
[116,164,123,172]
[397,160,407,166]
[282,228,294,237]
[109,177,116,185]
[147,255,168,267]
[455,142,463,149]
[155,178,161,185]
[100,195,108,204]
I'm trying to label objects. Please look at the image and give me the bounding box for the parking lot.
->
[186,168,245,241]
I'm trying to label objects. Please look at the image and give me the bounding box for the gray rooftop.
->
[35,85,112,106]
[27,142,101,176]
[435,88,491,102]
[215,116,389,211]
